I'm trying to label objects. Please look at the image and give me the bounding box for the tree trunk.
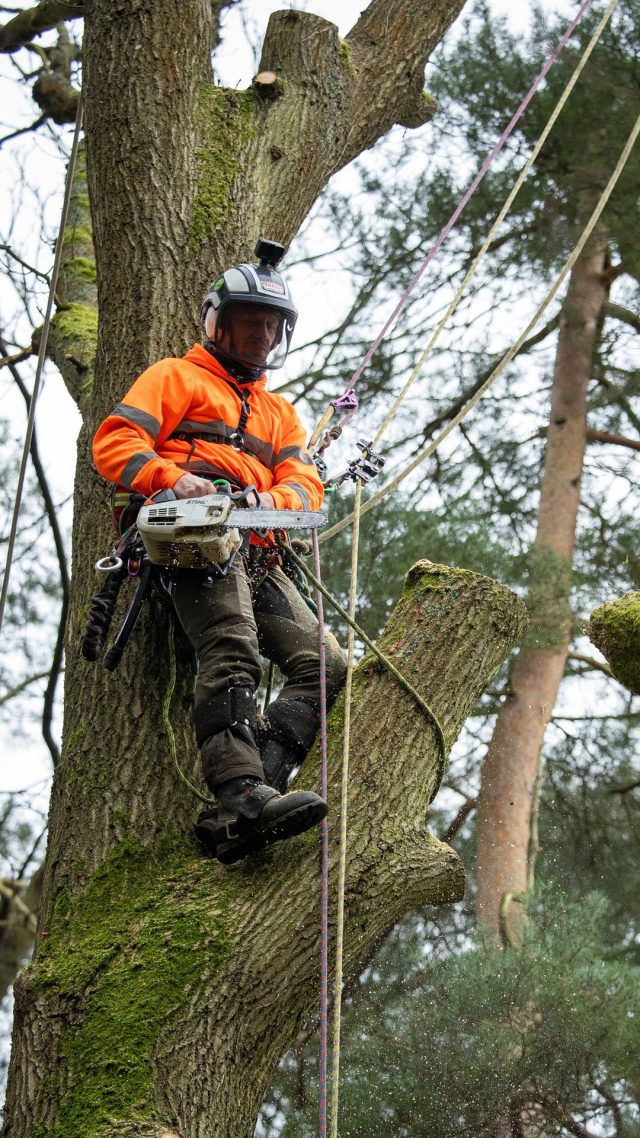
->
[3,2,491,1133]
[475,227,610,939]
[6,561,525,1137]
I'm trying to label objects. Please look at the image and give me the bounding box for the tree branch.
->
[0,242,51,283]
[421,313,560,443]
[586,427,640,452]
[0,667,63,706]
[566,651,612,677]
[604,299,640,334]
[441,796,477,842]
[0,345,34,369]
[0,113,46,145]
[0,1,83,54]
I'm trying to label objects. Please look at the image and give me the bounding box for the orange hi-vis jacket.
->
[92,344,323,511]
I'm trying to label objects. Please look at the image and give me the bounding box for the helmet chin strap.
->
[205,341,265,384]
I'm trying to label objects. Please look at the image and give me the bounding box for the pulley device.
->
[329,438,385,489]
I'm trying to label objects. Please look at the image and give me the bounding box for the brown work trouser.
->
[172,556,346,790]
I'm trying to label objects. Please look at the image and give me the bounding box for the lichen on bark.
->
[190,85,258,251]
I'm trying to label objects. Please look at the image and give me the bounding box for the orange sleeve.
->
[268,400,324,512]
[92,360,190,494]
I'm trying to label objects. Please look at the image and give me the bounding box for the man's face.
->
[220,303,281,367]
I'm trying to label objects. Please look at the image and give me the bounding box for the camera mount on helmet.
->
[201,237,297,374]
[254,237,285,269]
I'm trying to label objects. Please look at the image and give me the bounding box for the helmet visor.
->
[206,301,294,370]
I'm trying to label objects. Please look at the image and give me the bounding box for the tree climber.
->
[92,240,347,864]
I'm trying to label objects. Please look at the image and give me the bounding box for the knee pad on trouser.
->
[259,699,319,792]
[194,684,258,749]
[194,685,261,790]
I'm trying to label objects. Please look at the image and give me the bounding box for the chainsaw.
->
[137,489,326,569]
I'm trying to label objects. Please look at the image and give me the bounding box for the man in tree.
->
[92,240,346,865]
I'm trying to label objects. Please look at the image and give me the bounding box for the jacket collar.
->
[184,343,268,390]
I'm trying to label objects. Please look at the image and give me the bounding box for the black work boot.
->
[195,776,327,865]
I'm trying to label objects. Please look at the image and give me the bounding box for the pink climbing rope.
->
[313,529,330,1138]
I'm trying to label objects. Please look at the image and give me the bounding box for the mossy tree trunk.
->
[7,562,526,1137]
[475,224,611,942]
[0,3,546,1135]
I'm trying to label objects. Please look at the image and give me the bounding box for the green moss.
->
[62,256,97,282]
[339,38,356,77]
[50,302,98,374]
[61,225,94,251]
[190,84,257,250]
[33,835,231,1136]
[422,90,438,117]
[589,592,640,694]
[66,723,89,750]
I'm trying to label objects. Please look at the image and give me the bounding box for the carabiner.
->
[96,554,123,573]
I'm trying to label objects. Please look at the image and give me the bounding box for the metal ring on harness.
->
[96,555,123,573]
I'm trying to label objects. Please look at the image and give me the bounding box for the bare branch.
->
[0,242,50,282]
[586,427,640,452]
[608,778,640,796]
[604,299,640,334]
[0,879,38,933]
[421,313,560,443]
[0,668,61,706]
[441,796,477,842]
[0,112,46,145]
[0,1,83,54]
[0,333,69,767]
[566,651,612,677]
[0,345,34,369]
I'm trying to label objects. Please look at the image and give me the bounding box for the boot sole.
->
[196,798,327,865]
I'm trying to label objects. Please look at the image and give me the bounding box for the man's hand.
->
[257,492,275,509]
[172,473,215,498]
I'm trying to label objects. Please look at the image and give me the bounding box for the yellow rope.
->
[370,0,618,451]
[321,110,640,545]
[329,478,362,1138]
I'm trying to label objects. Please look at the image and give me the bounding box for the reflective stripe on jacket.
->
[92,344,323,511]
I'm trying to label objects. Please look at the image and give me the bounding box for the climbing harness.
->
[0,90,84,638]
[83,484,326,668]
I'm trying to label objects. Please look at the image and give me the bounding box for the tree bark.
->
[475,227,610,939]
[6,562,525,1137]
